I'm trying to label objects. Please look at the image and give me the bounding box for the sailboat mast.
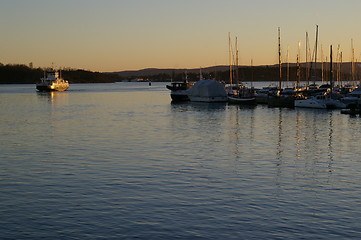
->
[287,45,290,88]
[278,27,282,90]
[297,41,301,88]
[340,52,343,86]
[336,45,341,86]
[229,32,233,85]
[251,59,254,88]
[330,45,333,93]
[306,32,309,85]
[313,25,319,85]
[235,36,239,85]
[321,45,324,84]
[351,39,355,84]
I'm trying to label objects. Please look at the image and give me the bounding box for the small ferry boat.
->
[36,70,69,92]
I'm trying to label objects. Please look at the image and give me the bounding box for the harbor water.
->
[1,82,361,239]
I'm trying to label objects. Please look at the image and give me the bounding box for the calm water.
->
[1,82,361,239]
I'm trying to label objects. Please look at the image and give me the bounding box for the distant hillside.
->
[113,65,230,78]
[113,62,360,83]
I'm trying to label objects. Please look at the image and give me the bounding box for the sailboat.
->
[227,34,256,105]
[295,45,346,109]
[267,27,296,108]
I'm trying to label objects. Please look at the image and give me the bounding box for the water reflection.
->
[327,111,334,174]
[2,83,361,239]
[37,91,56,102]
[170,101,227,112]
[227,104,256,155]
[276,108,283,162]
[36,91,69,106]
[169,99,345,191]
[285,108,336,186]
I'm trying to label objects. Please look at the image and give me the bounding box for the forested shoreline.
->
[0,64,124,84]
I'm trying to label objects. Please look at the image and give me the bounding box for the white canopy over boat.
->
[187,79,227,102]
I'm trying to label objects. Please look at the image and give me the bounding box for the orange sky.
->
[1,0,361,72]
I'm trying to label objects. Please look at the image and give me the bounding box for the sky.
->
[1,0,361,72]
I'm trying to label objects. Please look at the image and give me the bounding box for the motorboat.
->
[295,94,346,109]
[341,86,361,107]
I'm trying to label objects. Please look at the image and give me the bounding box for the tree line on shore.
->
[0,63,357,84]
[0,64,124,84]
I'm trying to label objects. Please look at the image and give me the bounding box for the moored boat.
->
[36,70,69,92]
[166,81,194,102]
[187,79,228,102]
[295,94,346,109]
[228,95,256,105]
[341,86,361,107]
[228,86,256,105]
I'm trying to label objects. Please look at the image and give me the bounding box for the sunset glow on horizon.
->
[1,0,361,72]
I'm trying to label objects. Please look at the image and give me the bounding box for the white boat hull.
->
[295,98,346,109]
[295,99,327,109]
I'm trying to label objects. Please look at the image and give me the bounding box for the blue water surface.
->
[1,82,361,239]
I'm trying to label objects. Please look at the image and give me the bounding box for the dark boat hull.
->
[171,94,189,102]
[170,91,189,102]
[268,96,295,108]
